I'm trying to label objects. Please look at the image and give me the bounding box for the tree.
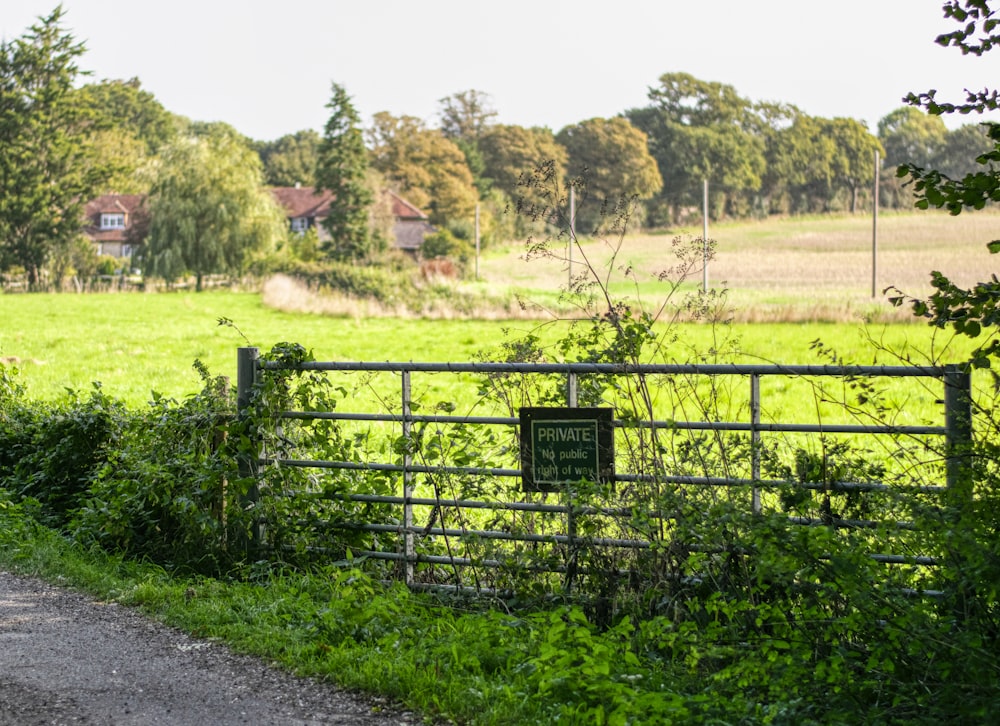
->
[762,112,839,213]
[77,126,149,195]
[642,72,752,127]
[900,0,1000,216]
[74,77,180,195]
[556,117,662,233]
[879,106,948,170]
[438,90,497,197]
[143,128,286,290]
[474,124,569,236]
[627,73,765,223]
[877,107,948,208]
[821,117,884,213]
[0,7,113,288]
[257,129,320,187]
[438,89,497,141]
[935,122,997,179]
[75,77,179,155]
[367,112,477,226]
[889,0,1000,366]
[477,124,568,198]
[315,83,374,261]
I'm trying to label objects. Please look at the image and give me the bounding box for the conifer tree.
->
[315,83,375,261]
[0,8,111,288]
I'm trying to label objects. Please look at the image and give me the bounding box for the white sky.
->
[3,1,998,141]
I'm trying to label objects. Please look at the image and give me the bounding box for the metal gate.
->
[236,347,973,597]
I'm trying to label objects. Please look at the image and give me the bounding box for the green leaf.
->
[987,240,1000,254]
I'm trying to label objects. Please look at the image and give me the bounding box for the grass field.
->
[0,290,978,407]
[470,207,1000,322]
[0,210,991,406]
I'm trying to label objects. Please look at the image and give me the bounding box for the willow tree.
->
[144,129,285,290]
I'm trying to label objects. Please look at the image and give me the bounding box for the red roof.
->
[270,187,429,222]
[82,194,144,242]
[269,186,332,219]
[387,190,428,220]
[84,193,144,217]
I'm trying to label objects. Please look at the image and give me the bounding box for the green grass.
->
[4,209,988,404]
[0,291,541,404]
[0,495,676,725]
[2,210,997,724]
[0,289,979,408]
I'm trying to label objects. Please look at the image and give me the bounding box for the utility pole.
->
[872,150,879,298]
[703,179,709,292]
[569,185,576,287]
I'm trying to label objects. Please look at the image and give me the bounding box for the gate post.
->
[564,371,579,592]
[750,373,762,515]
[401,370,415,586]
[944,365,973,508]
[237,347,262,557]
[944,363,975,620]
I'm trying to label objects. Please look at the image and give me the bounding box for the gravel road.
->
[0,571,419,725]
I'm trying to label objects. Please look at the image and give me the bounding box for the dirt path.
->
[0,571,418,725]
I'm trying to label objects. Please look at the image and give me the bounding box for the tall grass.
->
[474,208,1000,322]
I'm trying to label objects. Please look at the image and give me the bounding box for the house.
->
[386,191,436,252]
[270,186,434,252]
[82,194,145,259]
[82,188,435,259]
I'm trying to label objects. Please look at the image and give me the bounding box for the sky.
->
[3,1,998,142]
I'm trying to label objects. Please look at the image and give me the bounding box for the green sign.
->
[520,407,614,492]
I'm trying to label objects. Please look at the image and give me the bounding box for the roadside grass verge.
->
[5,472,1000,725]
[0,492,693,725]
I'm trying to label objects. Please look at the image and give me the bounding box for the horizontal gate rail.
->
[281,409,945,436]
[260,359,946,377]
[266,457,949,495]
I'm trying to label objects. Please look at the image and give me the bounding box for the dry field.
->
[473,209,1000,323]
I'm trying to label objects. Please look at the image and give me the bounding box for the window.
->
[100,213,125,230]
[290,217,310,233]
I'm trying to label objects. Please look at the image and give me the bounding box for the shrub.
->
[70,362,249,574]
[0,381,125,526]
[420,228,473,266]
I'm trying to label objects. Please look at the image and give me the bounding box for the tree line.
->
[0,7,995,290]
